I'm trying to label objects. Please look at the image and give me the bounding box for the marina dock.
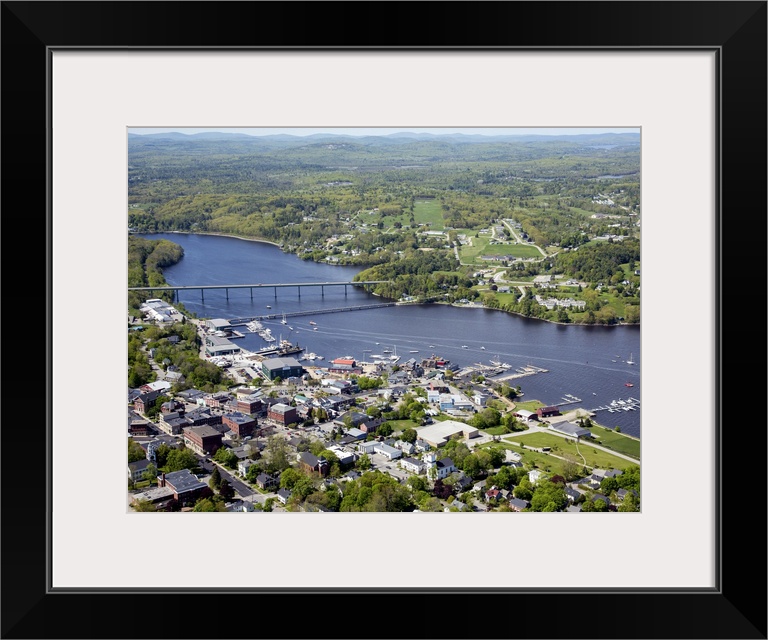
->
[588,397,641,413]
[492,365,549,382]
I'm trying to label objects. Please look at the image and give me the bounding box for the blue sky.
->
[128,127,639,137]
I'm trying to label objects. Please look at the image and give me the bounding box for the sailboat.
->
[281,313,287,325]
[627,353,635,365]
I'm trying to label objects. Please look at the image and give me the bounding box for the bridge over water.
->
[128,280,389,302]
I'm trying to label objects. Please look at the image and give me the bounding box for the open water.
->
[135,233,642,438]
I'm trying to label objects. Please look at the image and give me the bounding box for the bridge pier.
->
[201,289,204,302]
[274,287,277,299]
[297,285,301,298]
[321,285,324,297]
[225,288,229,301]
[344,284,348,296]
[250,287,253,300]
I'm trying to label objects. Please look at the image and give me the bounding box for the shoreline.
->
[135,229,284,250]
[135,230,639,328]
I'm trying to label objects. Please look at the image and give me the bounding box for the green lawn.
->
[479,442,570,476]
[486,292,521,306]
[460,236,542,263]
[568,206,599,218]
[513,400,545,412]
[588,426,641,459]
[483,425,512,436]
[507,432,636,470]
[387,419,420,431]
[413,198,445,229]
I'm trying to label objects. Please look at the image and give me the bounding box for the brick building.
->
[267,403,298,426]
[222,411,257,438]
[182,425,223,455]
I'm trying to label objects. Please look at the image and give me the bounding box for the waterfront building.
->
[261,357,304,381]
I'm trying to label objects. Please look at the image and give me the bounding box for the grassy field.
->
[460,236,542,263]
[480,442,570,476]
[483,425,513,436]
[588,426,641,459]
[413,198,445,228]
[513,400,545,412]
[481,292,520,306]
[386,419,420,432]
[507,432,637,470]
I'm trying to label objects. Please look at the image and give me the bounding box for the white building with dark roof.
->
[400,457,424,474]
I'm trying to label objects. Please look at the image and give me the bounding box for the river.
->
[135,233,642,438]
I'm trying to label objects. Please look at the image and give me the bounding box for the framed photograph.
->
[4,1,765,638]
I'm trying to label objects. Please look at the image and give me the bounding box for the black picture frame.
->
[3,2,765,639]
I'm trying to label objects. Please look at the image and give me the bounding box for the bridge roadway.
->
[127,280,389,301]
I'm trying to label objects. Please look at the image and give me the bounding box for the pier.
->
[556,394,583,407]
[588,397,641,413]
[493,365,549,382]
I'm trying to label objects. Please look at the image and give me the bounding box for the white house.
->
[238,459,256,477]
[472,393,489,407]
[425,452,457,480]
[400,457,424,474]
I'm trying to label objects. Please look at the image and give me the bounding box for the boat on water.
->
[313,327,318,331]
[429,345,435,348]
[309,321,317,325]
[626,353,635,365]
[281,313,288,325]
[480,346,486,350]
[461,345,468,349]
[266,305,271,309]
[409,350,419,353]
[625,382,634,387]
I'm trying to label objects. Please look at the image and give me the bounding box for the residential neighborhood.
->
[128,304,641,514]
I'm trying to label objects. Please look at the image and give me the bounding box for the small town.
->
[128,298,641,514]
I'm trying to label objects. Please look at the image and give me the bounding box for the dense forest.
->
[128,235,184,311]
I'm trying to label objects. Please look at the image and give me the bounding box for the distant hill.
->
[128,130,640,146]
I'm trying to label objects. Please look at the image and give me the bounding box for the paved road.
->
[198,455,254,498]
